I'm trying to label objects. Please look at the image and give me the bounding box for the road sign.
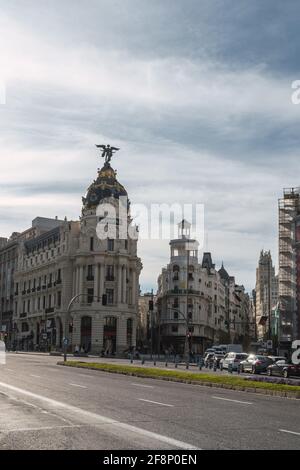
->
[63,338,69,346]
[266,340,273,350]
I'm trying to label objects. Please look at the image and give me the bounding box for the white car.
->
[220,352,248,371]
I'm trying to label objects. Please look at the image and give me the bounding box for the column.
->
[79,265,84,296]
[122,266,127,304]
[94,264,99,300]
[99,264,105,298]
[118,265,122,304]
[132,270,137,306]
[76,266,80,300]
[72,268,76,297]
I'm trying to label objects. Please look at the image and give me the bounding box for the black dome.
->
[82,163,127,209]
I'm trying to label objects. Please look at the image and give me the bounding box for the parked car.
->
[220,352,248,371]
[267,360,300,378]
[267,356,286,363]
[240,354,273,374]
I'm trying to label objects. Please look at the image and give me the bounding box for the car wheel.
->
[267,369,272,376]
[283,369,289,379]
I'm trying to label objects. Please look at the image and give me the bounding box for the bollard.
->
[237,364,241,374]
[154,360,156,366]
[130,354,133,364]
[142,357,145,365]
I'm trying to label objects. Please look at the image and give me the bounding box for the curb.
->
[57,362,300,399]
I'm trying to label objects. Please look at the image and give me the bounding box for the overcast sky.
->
[1,0,300,293]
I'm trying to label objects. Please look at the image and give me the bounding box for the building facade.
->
[255,250,278,341]
[0,217,65,346]
[156,221,253,355]
[12,154,142,355]
[278,187,300,353]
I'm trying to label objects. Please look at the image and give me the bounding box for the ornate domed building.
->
[13,147,142,355]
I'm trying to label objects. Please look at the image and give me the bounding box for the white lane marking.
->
[131,383,154,389]
[5,424,87,433]
[69,383,87,389]
[0,381,197,450]
[279,429,300,437]
[212,396,253,405]
[138,398,174,407]
[30,374,41,378]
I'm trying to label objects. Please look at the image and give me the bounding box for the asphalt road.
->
[0,353,299,450]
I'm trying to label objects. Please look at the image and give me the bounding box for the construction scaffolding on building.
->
[278,187,300,351]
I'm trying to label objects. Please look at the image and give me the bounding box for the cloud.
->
[0,0,299,293]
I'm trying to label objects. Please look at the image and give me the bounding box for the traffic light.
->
[102,294,107,306]
[149,300,154,311]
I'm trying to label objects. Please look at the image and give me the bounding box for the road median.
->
[57,361,300,399]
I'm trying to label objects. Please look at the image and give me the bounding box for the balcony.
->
[47,283,53,289]
[22,290,26,295]
[45,307,54,314]
[26,289,31,294]
[106,276,115,282]
[86,276,94,282]
[37,286,41,291]
[32,288,36,293]
[56,279,62,285]
[20,312,27,318]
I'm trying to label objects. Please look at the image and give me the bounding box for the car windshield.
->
[256,355,267,360]
[236,354,248,359]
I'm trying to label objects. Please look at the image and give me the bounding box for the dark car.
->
[267,360,300,378]
[240,354,273,374]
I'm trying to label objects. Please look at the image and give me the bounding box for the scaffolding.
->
[278,188,300,344]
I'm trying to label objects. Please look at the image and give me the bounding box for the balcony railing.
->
[86,276,94,281]
[106,276,115,282]
[45,307,54,314]
[20,312,27,318]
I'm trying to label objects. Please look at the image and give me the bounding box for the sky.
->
[1,0,300,293]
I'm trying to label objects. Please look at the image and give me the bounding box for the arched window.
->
[173,265,180,272]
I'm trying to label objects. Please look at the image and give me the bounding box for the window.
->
[174,311,178,320]
[21,322,29,333]
[108,239,114,251]
[172,325,178,333]
[106,265,114,281]
[87,265,94,280]
[106,289,114,305]
[57,291,62,308]
[87,288,94,304]
[90,237,94,252]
